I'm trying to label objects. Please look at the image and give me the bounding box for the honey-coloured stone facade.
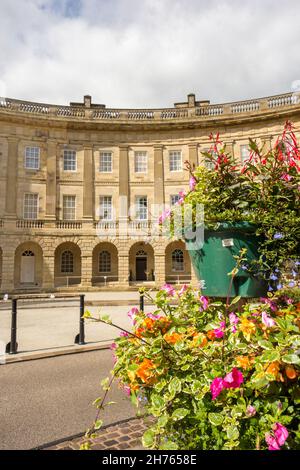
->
[0,91,299,292]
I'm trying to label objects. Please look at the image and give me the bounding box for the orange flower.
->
[191,333,208,348]
[239,318,256,341]
[143,318,155,331]
[136,358,156,384]
[285,365,297,380]
[207,330,216,340]
[164,332,184,344]
[236,355,254,370]
[134,327,144,338]
[265,361,284,381]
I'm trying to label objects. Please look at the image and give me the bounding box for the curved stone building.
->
[0,91,299,292]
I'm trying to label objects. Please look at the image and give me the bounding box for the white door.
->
[21,254,35,283]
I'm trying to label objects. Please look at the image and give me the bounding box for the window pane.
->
[136,196,148,220]
[170,194,180,206]
[100,152,112,172]
[63,150,77,171]
[63,195,76,220]
[134,151,148,173]
[169,151,182,171]
[172,249,184,272]
[24,193,38,219]
[99,251,111,273]
[61,251,74,273]
[25,147,40,170]
[100,196,113,220]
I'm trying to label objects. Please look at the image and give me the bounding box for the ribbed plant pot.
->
[185,222,268,298]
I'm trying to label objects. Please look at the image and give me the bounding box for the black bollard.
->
[139,291,144,312]
[75,294,85,345]
[10,299,18,354]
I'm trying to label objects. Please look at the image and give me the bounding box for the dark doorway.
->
[136,257,147,281]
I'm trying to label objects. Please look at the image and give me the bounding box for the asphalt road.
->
[0,350,136,450]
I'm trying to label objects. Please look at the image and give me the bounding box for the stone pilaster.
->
[42,255,55,290]
[153,145,165,206]
[119,146,129,209]
[1,249,15,291]
[188,143,198,170]
[5,137,18,218]
[118,253,129,287]
[154,253,166,288]
[81,252,93,288]
[83,146,94,220]
[46,140,57,219]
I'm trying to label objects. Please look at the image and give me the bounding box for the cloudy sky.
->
[0,0,299,108]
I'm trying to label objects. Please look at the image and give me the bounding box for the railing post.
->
[10,298,18,354]
[75,294,85,345]
[139,291,144,312]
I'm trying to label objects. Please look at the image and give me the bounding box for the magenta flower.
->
[119,331,129,337]
[214,321,225,338]
[123,385,131,396]
[110,342,117,350]
[229,312,239,332]
[146,312,163,320]
[161,283,176,296]
[177,190,186,205]
[210,377,224,400]
[273,423,289,446]
[178,284,189,297]
[127,307,139,324]
[265,423,288,450]
[246,405,256,417]
[262,311,276,328]
[189,176,197,191]
[265,433,281,450]
[223,368,244,389]
[158,208,171,225]
[199,295,209,311]
[281,173,292,182]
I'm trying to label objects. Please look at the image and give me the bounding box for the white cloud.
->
[0,0,300,107]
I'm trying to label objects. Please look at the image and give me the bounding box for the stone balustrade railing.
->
[0,92,299,123]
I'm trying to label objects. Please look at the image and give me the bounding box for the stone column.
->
[5,137,19,218]
[43,254,55,290]
[119,146,129,208]
[46,140,57,219]
[188,143,198,170]
[83,146,94,220]
[153,145,165,206]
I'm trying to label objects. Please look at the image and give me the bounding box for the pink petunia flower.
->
[273,423,289,446]
[223,368,244,389]
[178,284,189,297]
[127,307,139,324]
[119,331,129,337]
[265,433,281,450]
[158,208,171,225]
[189,176,197,191]
[161,283,176,296]
[199,295,209,311]
[146,312,163,320]
[123,385,131,396]
[210,377,224,400]
[246,405,257,417]
[262,311,277,328]
[229,312,239,333]
[214,321,225,338]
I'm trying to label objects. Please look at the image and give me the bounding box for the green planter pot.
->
[185,222,268,298]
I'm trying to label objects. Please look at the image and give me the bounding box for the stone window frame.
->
[171,249,184,272]
[62,195,76,220]
[135,196,148,221]
[24,146,40,170]
[134,151,148,173]
[61,250,74,274]
[63,149,77,172]
[169,150,182,172]
[23,192,39,220]
[99,151,113,173]
[99,251,111,273]
[99,195,113,220]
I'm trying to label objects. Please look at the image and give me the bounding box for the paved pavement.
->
[0,349,137,450]
[0,295,153,354]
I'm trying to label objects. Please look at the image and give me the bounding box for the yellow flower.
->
[239,318,256,341]
[236,355,254,370]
